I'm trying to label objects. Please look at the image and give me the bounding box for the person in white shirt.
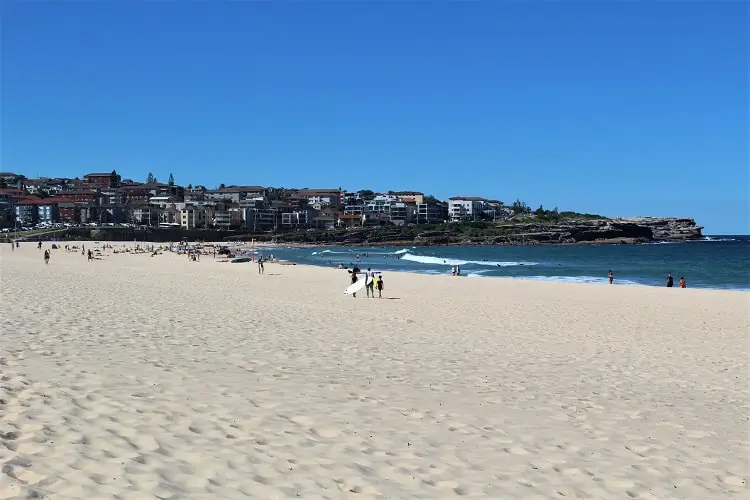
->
[365,267,376,298]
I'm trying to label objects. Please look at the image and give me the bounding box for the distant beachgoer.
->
[451,265,457,276]
[43,249,50,264]
[258,256,264,274]
[679,277,686,288]
[666,274,674,288]
[38,241,42,250]
[608,270,614,284]
[456,265,461,276]
[365,267,376,298]
[376,275,384,298]
[88,249,93,262]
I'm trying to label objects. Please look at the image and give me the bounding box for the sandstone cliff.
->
[46,216,704,246]
[272,216,704,246]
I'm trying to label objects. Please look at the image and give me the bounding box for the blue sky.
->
[2,2,747,234]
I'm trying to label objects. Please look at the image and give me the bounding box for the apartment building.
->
[417,202,448,224]
[295,189,342,208]
[448,197,486,222]
[205,186,265,203]
[393,191,425,205]
[180,206,206,229]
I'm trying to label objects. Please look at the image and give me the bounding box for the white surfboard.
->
[344,279,368,295]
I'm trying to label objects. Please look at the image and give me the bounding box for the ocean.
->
[263,236,750,291]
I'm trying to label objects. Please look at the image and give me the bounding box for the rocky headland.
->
[18,216,703,246]
[272,216,704,246]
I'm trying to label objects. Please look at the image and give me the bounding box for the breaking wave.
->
[400,253,538,267]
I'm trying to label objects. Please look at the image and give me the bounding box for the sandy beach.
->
[0,242,748,499]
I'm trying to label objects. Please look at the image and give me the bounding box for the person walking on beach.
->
[43,249,50,264]
[666,273,674,288]
[608,270,614,284]
[365,267,376,298]
[349,265,361,298]
[258,256,265,274]
[679,276,686,288]
[87,249,93,262]
[376,274,384,298]
[38,240,42,250]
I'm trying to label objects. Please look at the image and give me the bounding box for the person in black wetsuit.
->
[666,274,674,288]
[349,265,361,297]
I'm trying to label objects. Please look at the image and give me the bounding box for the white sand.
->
[0,241,748,499]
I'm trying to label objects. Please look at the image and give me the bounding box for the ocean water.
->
[264,236,750,291]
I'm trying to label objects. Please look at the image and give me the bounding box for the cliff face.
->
[44,216,703,246]
[272,216,704,246]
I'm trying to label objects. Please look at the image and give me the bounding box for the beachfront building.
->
[13,198,65,225]
[393,191,425,205]
[244,207,277,232]
[131,205,162,226]
[180,206,206,229]
[295,189,342,209]
[360,195,414,225]
[14,203,37,226]
[448,197,487,222]
[205,186,265,204]
[416,202,448,224]
[281,210,311,229]
[56,189,102,205]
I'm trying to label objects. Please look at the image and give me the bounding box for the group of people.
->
[348,266,385,298]
[608,270,687,288]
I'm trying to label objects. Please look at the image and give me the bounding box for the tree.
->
[535,205,545,216]
[109,170,120,188]
[219,183,226,189]
[168,173,175,186]
[423,194,440,204]
[187,183,193,190]
[146,172,155,184]
[511,199,530,215]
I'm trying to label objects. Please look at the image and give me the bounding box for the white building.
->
[448,197,486,222]
[180,206,206,229]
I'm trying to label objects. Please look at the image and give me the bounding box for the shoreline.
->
[47,240,750,292]
[281,259,750,294]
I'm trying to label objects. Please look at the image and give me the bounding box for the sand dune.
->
[1,242,748,499]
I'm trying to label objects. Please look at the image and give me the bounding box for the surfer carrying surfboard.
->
[349,265,361,297]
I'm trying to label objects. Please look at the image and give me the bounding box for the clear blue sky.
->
[2,2,747,234]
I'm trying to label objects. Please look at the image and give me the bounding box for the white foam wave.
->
[520,275,640,285]
[702,237,737,242]
[393,249,409,255]
[400,253,537,267]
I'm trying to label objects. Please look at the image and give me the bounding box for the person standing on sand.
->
[666,274,674,288]
[376,275,384,298]
[608,270,614,284]
[679,276,686,288]
[365,267,376,298]
[258,256,264,274]
[43,249,50,264]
